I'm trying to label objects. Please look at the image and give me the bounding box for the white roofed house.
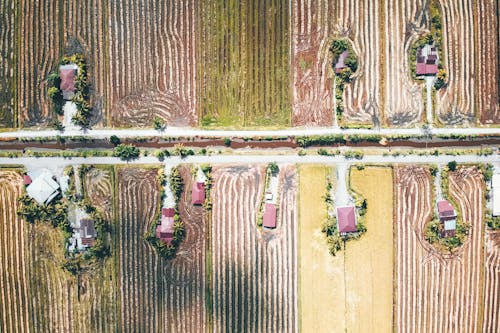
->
[25,169,60,205]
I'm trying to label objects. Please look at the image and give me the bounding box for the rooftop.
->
[337,206,357,233]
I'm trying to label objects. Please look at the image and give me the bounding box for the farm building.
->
[156,207,175,244]
[23,175,32,185]
[416,45,438,76]
[335,50,349,74]
[68,218,97,251]
[59,64,78,100]
[192,182,206,205]
[437,200,457,237]
[336,206,357,234]
[492,174,500,216]
[25,169,60,205]
[263,203,277,228]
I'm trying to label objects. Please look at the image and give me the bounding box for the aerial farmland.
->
[0,0,498,332]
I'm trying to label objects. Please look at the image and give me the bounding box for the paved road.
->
[1,153,498,169]
[1,125,499,140]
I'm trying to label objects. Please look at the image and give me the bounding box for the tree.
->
[47,72,61,87]
[48,86,60,99]
[434,69,447,89]
[268,162,279,176]
[223,138,231,147]
[109,135,121,146]
[152,116,166,130]
[52,119,64,131]
[113,144,140,161]
[447,161,457,171]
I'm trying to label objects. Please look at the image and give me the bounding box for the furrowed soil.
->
[109,0,198,127]
[0,0,17,127]
[210,165,297,332]
[395,165,485,332]
[116,166,206,332]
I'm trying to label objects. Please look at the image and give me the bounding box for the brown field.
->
[395,165,485,332]
[0,166,119,332]
[17,0,108,127]
[436,0,476,125]
[17,0,61,127]
[384,0,426,126]
[0,170,29,332]
[336,0,383,125]
[483,230,500,331]
[475,0,499,124]
[291,0,334,126]
[116,166,206,332]
[109,1,198,127]
[211,165,297,332]
[0,0,16,127]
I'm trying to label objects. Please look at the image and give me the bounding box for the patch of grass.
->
[197,0,291,128]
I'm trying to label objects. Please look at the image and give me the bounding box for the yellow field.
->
[298,165,347,332]
[346,166,394,333]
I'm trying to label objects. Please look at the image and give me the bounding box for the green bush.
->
[113,144,140,161]
[153,116,166,130]
[109,135,121,146]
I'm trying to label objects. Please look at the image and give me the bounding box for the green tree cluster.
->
[113,144,140,161]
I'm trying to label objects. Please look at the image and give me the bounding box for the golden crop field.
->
[298,165,345,332]
[347,166,394,332]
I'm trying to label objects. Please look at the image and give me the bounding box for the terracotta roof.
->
[437,200,456,218]
[60,68,76,92]
[23,175,32,185]
[192,182,205,205]
[263,203,277,228]
[156,214,174,244]
[337,206,357,233]
[162,207,175,217]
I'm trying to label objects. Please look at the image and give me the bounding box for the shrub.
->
[268,162,279,176]
[113,144,140,161]
[447,161,457,171]
[152,116,166,130]
[223,138,231,147]
[109,135,120,146]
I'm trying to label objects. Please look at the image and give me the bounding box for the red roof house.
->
[23,175,32,185]
[336,206,357,234]
[59,64,78,100]
[78,219,97,247]
[437,200,456,219]
[263,203,277,228]
[416,46,438,75]
[437,200,457,237]
[335,50,349,74]
[192,182,206,205]
[156,208,175,244]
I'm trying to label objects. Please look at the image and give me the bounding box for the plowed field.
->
[395,165,485,332]
[211,165,297,332]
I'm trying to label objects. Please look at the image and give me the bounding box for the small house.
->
[23,175,32,185]
[263,203,277,229]
[192,182,206,205]
[416,45,439,76]
[335,50,349,74]
[77,219,97,248]
[156,207,174,244]
[26,169,60,205]
[336,206,357,235]
[59,64,78,100]
[437,200,457,237]
[492,174,500,216]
